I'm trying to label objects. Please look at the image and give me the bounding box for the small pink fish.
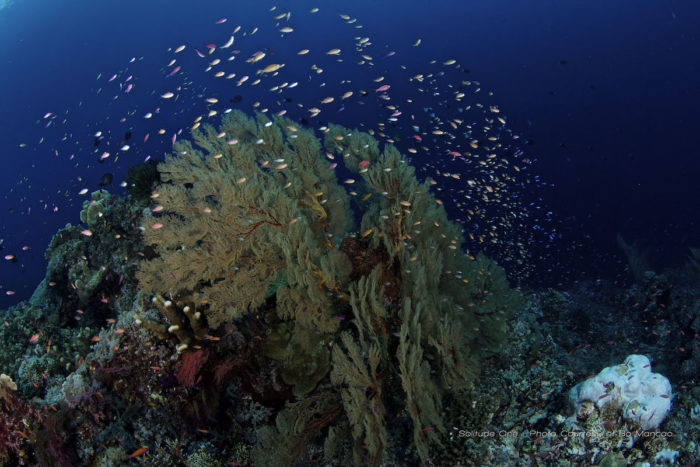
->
[171,133,177,145]
[375,84,390,92]
[143,133,149,142]
[80,229,93,236]
[195,48,206,58]
[358,160,370,167]
[328,163,337,170]
[448,151,461,157]
[125,83,133,93]
[216,17,227,24]
[108,74,118,82]
[412,134,422,142]
[205,43,217,49]
[167,65,181,77]
[383,51,396,58]
[151,222,164,229]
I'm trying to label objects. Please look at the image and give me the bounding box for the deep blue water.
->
[1,0,698,307]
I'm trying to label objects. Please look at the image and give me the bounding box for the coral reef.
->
[136,111,520,464]
[8,110,699,466]
[0,374,44,465]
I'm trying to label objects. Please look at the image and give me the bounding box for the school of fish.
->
[1,4,556,299]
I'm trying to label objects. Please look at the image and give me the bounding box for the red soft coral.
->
[177,349,210,386]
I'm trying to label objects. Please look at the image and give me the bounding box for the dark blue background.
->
[1,0,698,307]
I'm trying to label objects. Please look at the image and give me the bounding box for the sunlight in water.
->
[0,0,15,11]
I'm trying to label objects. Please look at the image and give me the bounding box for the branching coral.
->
[136,294,210,352]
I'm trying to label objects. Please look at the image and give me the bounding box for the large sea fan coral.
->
[137,111,521,465]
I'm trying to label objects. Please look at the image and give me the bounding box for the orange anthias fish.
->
[127,447,148,458]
